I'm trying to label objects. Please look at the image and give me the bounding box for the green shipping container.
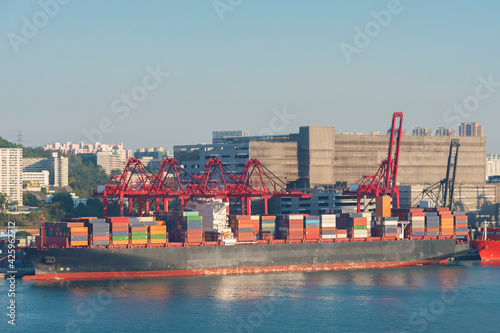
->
[353,225,367,230]
[112,236,129,241]
[150,234,167,239]
[184,216,203,221]
[181,212,199,217]
[131,235,148,240]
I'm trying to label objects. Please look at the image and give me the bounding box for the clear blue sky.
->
[1,1,499,153]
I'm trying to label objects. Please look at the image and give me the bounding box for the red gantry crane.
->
[93,157,311,217]
[342,112,403,213]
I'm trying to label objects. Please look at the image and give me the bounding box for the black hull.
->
[23,239,469,280]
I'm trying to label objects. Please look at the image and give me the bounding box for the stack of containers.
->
[410,211,425,237]
[68,224,88,246]
[174,212,203,243]
[44,222,88,247]
[89,221,110,246]
[336,229,348,239]
[320,214,336,239]
[350,214,369,238]
[438,209,454,236]
[259,215,276,236]
[229,215,255,242]
[149,225,167,244]
[425,212,440,237]
[130,223,148,245]
[454,212,468,239]
[304,216,320,240]
[382,217,398,237]
[276,214,304,240]
[108,217,130,245]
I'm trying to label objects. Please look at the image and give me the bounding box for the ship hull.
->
[23,239,469,281]
[475,240,500,261]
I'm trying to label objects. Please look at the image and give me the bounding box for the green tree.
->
[50,192,74,213]
[68,155,109,198]
[0,193,8,210]
[23,193,41,207]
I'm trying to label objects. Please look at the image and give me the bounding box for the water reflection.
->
[26,263,476,302]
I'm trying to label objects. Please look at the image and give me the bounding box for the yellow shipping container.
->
[111,240,128,245]
[150,239,167,244]
[131,239,147,245]
[70,241,88,246]
[69,227,88,233]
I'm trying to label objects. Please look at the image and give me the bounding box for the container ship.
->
[475,225,500,261]
[22,200,470,281]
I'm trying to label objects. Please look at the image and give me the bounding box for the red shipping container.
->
[427,228,440,232]
[107,217,130,223]
[352,218,367,225]
[92,236,109,241]
[412,228,425,233]
[130,227,148,231]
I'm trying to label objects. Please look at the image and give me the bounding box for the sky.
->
[1,1,499,153]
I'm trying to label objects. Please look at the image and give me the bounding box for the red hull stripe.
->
[475,240,500,262]
[23,260,439,281]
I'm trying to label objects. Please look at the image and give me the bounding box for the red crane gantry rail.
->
[93,157,311,217]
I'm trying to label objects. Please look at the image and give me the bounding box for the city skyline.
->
[1,1,499,153]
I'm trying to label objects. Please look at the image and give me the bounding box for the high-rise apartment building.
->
[435,127,456,136]
[459,122,483,137]
[412,127,432,136]
[0,148,23,206]
[23,153,68,187]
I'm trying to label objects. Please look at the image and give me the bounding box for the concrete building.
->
[175,126,487,189]
[435,127,456,137]
[0,148,23,206]
[135,147,169,160]
[48,153,68,187]
[96,151,123,175]
[486,154,500,181]
[213,130,249,144]
[412,127,432,136]
[23,170,50,188]
[45,141,132,160]
[22,153,68,187]
[268,191,336,215]
[460,122,483,137]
